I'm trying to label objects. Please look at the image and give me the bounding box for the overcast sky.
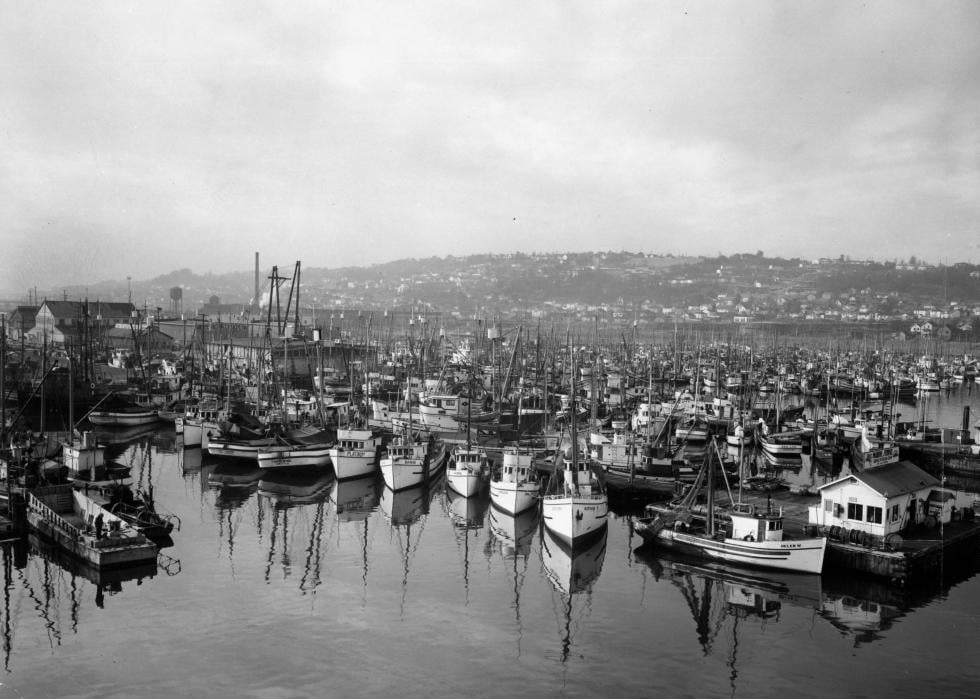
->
[2,1,978,294]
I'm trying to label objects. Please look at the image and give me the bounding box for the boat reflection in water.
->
[445,483,490,606]
[179,442,203,473]
[258,468,334,507]
[445,484,490,529]
[380,475,443,527]
[541,525,608,663]
[488,504,539,559]
[635,547,822,693]
[207,462,265,510]
[639,547,823,624]
[381,477,443,616]
[487,504,540,657]
[27,534,158,608]
[330,475,381,523]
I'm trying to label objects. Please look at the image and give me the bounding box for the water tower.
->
[170,286,183,316]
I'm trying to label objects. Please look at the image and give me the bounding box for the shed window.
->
[866,506,883,524]
[823,499,833,512]
[890,505,900,522]
[846,503,864,521]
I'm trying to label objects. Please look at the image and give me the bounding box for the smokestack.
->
[254,252,260,307]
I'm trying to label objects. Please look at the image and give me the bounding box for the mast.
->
[706,434,715,536]
[568,339,579,492]
[0,313,5,447]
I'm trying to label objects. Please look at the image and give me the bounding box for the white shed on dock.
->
[808,461,942,537]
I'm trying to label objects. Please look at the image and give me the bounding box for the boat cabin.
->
[337,429,376,449]
[421,394,469,413]
[500,449,533,481]
[808,460,942,536]
[453,449,485,467]
[62,431,105,477]
[729,506,784,543]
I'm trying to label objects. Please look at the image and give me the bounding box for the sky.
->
[2,1,978,295]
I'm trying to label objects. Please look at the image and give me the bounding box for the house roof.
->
[11,305,39,318]
[41,300,135,319]
[817,460,939,498]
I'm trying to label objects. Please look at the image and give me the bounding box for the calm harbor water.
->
[3,385,980,697]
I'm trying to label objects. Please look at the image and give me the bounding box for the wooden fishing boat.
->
[380,433,446,492]
[329,427,382,480]
[633,441,826,574]
[446,444,490,497]
[489,447,540,515]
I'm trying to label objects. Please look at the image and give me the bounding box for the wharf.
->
[716,489,980,585]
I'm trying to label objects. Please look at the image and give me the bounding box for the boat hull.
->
[489,480,539,515]
[207,437,275,460]
[88,410,160,427]
[381,458,427,491]
[329,451,378,480]
[256,445,333,469]
[542,494,609,547]
[635,521,826,574]
[446,469,484,497]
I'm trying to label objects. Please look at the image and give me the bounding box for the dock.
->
[716,489,980,585]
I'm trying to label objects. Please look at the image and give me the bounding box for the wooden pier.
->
[717,489,980,585]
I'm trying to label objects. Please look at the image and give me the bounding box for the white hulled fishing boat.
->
[633,440,826,574]
[489,447,539,515]
[329,427,382,480]
[542,354,608,547]
[446,444,490,497]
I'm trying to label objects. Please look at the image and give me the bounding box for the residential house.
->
[808,461,945,537]
[3,306,39,340]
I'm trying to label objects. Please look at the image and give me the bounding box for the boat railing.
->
[28,492,83,540]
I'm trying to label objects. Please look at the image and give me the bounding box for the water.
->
[3,386,980,697]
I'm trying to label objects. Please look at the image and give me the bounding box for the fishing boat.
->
[489,447,539,515]
[756,420,804,457]
[446,444,491,497]
[380,433,447,491]
[86,391,161,427]
[256,426,334,469]
[418,392,498,431]
[27,485,157,568]
[329,426,382,480]
[206,432,278,460]
[633,440,826,574]
[542,354,608,547]
[256,439,334,469]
